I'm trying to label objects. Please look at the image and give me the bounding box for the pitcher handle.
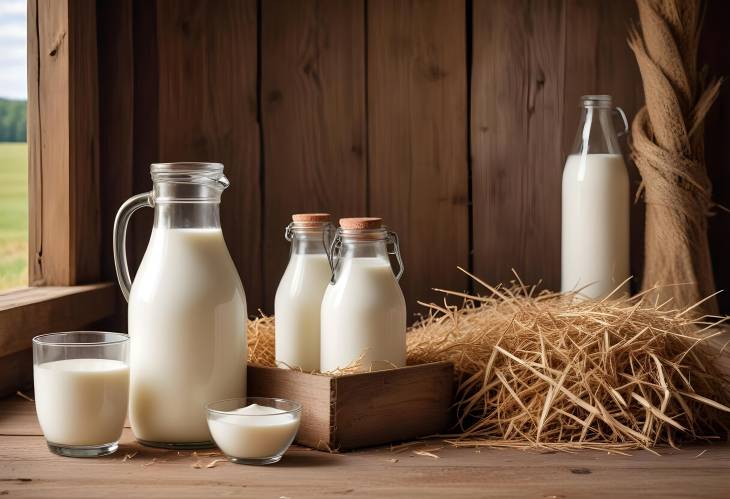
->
[113,192,153,301]
[615,107,629,137]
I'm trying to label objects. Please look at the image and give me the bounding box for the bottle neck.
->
[153,202,221,229]
[572,105,622,155]
[328,229,404,283]
[290,230,329,255]
[339,239,389,260]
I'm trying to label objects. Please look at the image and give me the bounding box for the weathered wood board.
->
[247,362,454,450]
[2,396,730,498]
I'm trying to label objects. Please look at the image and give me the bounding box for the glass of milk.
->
[32,332,130,457]
[320,217,407,373]
[275,213,334,371]
[206,397,302,465]
[561,95,630,299]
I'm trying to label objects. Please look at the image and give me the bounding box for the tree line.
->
[0,99,27,142]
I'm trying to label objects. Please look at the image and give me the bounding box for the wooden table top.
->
[1,395,730,498]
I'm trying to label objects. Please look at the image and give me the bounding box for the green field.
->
[0,142,28,290]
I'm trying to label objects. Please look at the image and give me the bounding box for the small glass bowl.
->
[206,397,302,465]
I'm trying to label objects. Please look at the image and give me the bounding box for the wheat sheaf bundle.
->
[629,0,722,315]
[247,271,730,450]
[407,269,730,451]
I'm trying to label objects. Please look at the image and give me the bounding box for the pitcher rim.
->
[151,162,224,174]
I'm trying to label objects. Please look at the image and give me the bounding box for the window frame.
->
[0,0,117,395]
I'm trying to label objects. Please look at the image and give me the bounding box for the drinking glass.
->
[32,332,130,457]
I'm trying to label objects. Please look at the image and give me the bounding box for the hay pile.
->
[408,269,730,450]
[247,313,275,366]
[246,270,730,450]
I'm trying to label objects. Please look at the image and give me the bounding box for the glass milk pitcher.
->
[320,217,406,373]
[113,162,247,449]
[561,95,630,299]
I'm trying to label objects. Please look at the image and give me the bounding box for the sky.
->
[0,0,27,100]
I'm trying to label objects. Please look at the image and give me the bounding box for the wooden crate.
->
[247,362,453,451]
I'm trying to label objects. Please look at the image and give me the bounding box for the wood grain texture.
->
[701,0,730,314]
[248,362,452,450]
[26,0,41,285]
[247,365,332,448]
[96,0,134,327]
[2,398,730,498]
[562,0,645,292]
[367,0,469,316]
[261,0,367,310]
[0,350,32,399]
[67,0,101,283]
[28,0,101,286]
[333,361,452,449]
[128,0,159,276]
[0,284,116,358]
[471,0,564,291]
[155,0,263,311]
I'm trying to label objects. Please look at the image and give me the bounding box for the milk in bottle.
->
[561,96,630,299]
[321,217,406,372]
[275,213,333,371]
[113,162,247,448]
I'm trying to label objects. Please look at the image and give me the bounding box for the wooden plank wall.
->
[95,0,730,320]
[261,0,367,307]
[701,0,730,314]
[368,0,469,311]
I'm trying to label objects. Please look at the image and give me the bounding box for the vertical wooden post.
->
[27,0,101,286]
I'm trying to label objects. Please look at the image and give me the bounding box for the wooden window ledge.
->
[0,283,117,358]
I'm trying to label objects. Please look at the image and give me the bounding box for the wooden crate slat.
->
[333,362,453,449]
[247,364,333,449]
[247,362,453,451]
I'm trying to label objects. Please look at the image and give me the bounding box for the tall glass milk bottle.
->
[274,213,333,371]
[562,95,630,299]
[113,162,247,448]
[321,217,406,373]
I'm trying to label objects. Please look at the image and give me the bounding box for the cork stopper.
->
[292,213,331,222]
[339,217,383,230]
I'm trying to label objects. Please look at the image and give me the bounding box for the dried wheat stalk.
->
[407,268,730,449]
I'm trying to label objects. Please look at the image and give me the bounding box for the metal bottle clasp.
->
[386,230,404,281]
[327,228,404,284]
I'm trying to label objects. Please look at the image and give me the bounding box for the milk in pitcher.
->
[129,228,246,445]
